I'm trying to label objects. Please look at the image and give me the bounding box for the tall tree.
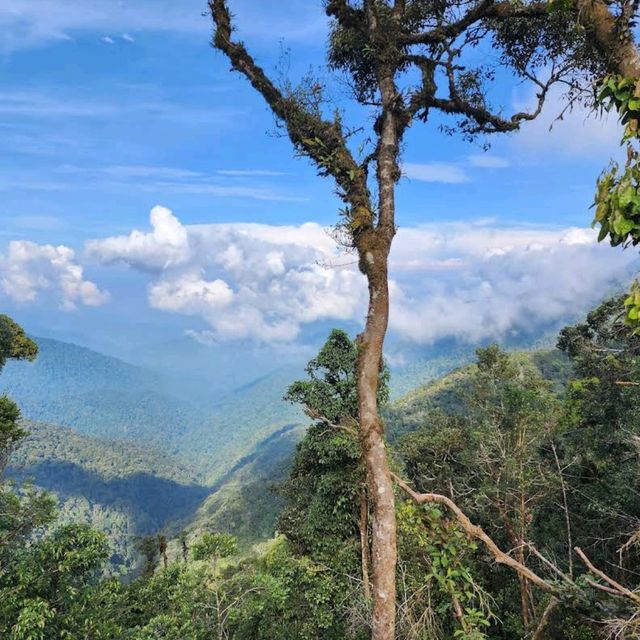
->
[209,2,583,636]
[280,329,389,604]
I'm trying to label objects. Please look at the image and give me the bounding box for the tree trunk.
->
[357,237,397,640]
[576,0,640,78]
[516,547,533,629]
[359,485,372,602]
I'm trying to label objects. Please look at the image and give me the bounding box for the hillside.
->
[0,337,304,481]
[0,337,206,453]
[176,424,306,545]
[8,422,208,574]
[385,348,571,440]
[3,338,574,581]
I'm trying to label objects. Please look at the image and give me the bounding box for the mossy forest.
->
[2,1,640,639]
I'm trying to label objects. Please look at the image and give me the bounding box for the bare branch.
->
[304,408,359,436]
[391,473,558,595]
[552,443,574,578]
[575,547,640,607]
[531,598,560,640]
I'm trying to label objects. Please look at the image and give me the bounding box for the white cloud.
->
[217,169,287,177]
[86,205,191,271]
[121,33,135,43]
[99,165,204,180]
[87,208,365,342]
[0,91,117,119]
[100,35,114,45]
[0,241,109,310]
[402,162,470,184]
[389,226,635,344]
[468,154,510,169]
[85,206,636,345]
[50,164,300,202]
[149,273,234,314]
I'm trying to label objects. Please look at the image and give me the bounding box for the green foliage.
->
[0,524,109,640]
[557,298,640,564]
[397,501,492,639]
[186,424,303,547]
[599,75,640,141]
[192,532,237,563]
[395,345,589,637]
[593,75,640,330]
[279,330,388,575]
[285,328,389,424]
[9,421,208,574]
[0,396,26,470]
[0,316,38,373]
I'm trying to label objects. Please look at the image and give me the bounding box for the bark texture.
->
[359,486,372,602]
[356,235,396,639]
[576,0,640,78]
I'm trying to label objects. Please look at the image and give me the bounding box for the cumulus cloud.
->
[390,227,635,343]
[86,205,190,271]
[0,241,109,310]
[149,274,234,314]
[84,206,637,345]
[87,208,365,342]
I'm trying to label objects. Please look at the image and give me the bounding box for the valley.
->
[1,333,566,574]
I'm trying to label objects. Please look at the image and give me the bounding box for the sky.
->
[0,0,637,373]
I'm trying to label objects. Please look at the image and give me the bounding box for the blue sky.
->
[0,0,636,369]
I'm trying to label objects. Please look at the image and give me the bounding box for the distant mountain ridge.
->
[0,336,304,481]
[3,333,571,572]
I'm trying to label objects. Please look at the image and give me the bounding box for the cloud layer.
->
[86,207,364,341]
[0,241,109,310]
[78,206,637,344]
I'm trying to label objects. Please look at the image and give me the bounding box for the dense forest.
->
[2,299,640,639]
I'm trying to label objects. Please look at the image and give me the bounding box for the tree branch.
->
[209,0,371,222]
[531,597,560,640]
[575,546,640,607]
[391,473,558,595]
[400,1,549,47]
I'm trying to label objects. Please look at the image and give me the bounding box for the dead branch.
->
[391,473,558,595]
[575,547,640,607]
[531,597,560,640]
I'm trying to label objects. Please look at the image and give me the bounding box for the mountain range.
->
[1,332,564,573]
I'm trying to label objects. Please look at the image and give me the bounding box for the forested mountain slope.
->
[1,337,306,570]
[0,337,206,452]
[385,348,571,440]
[8,422,208,574]
[0,337,303,481]
[177,423,306,545]
[2,334,570,575]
